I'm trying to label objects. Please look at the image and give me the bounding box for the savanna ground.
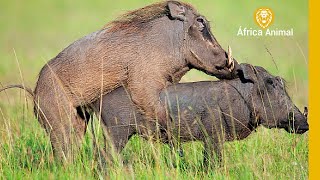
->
[0,0,308,179]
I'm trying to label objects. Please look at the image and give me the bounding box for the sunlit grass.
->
[0,0,308,179]
[0,109,309,179]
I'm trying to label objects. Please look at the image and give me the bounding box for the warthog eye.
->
[196,17,205,23]
[196,17,205,31]
[266,78,274,85]
[195,16,214,42]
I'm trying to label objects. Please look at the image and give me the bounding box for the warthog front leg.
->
[127,76,169,129]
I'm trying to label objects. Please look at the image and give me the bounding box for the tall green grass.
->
[0,0,308,179]
[0,108,308,179]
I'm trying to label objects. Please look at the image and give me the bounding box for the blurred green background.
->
[0,0,308,179]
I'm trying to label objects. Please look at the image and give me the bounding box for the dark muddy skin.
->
[92,63,308,167]
[32,1,240,159]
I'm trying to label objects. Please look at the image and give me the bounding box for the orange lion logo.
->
[254,8,274,29]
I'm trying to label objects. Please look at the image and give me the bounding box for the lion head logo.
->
[255,8,274,29]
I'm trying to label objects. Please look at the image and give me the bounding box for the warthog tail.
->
[0,84,34,97]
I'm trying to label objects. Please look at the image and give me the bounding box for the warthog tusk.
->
[303,107,308,118]
[227,45,234,72]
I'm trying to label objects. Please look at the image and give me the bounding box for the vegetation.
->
[0,0,308,179]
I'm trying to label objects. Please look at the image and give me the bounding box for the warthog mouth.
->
[189,45,235,74]
[284,125,309,134]
[295,128,309,134]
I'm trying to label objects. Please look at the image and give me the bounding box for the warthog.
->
[26,1,240,159]
[92,63,308,167]
[1,1,240,160]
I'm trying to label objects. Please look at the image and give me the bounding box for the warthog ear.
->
[167,1,186,21]
[238,63,256,83]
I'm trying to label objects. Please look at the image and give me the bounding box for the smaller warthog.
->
[92,63,308,167]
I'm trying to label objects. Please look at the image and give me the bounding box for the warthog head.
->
[239,63,308,134]
[167,1,238,79]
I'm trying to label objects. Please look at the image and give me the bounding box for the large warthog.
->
[92,63,308,167]
[1,1,240,159]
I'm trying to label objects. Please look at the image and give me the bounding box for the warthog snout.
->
[284,107,309,134]
[213,46,241,80]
